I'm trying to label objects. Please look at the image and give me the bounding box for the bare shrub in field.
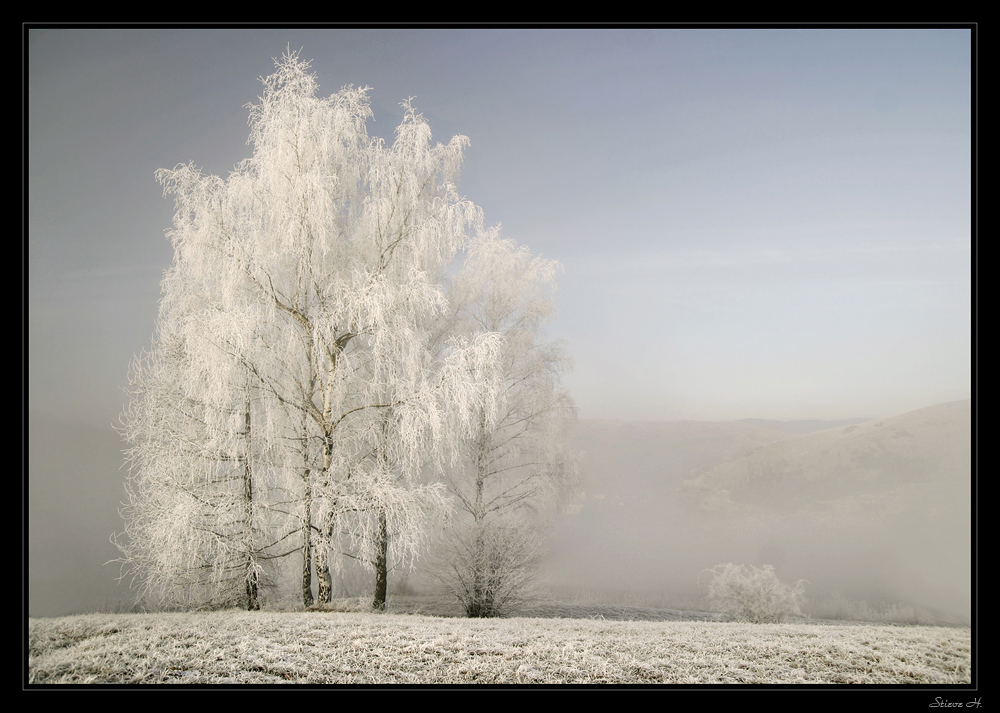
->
[431,517,543,617]
[702,563,807,623]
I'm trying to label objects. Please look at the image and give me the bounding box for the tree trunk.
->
[315,511,334,605]
[315,435,335,605]
[245,566,260,611]
[242,397,260,611]
[301,459,314,608]
[373,509,388,611]
[301,545,314,608]
[468,435,488,616]
[470,523,487,617]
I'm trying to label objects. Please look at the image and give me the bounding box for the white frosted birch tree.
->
[432,231,578,617]
[114,263,284,610]
[335,406,451,610]
[116,50,504,609]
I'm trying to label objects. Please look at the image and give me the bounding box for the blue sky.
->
[28,27,972,425]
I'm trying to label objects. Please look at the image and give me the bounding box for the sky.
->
[28,27,972,427]
[26,27,974,616]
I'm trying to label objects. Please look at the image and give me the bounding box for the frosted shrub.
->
[703,563,807,623]
[432,518,543,618]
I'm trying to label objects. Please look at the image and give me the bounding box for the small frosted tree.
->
[431,232,578,616]
[116,50,504,610]
[433,516,544,618]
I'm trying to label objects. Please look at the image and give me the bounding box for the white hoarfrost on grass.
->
[28,611,970,684]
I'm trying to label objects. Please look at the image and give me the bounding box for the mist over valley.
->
[549,399,971,623]
[29,400,971,625]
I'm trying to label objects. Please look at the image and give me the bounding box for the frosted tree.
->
[335,407,451,610]
[116,50,505,609]
[432,231,578,616]
[114,265,284,610]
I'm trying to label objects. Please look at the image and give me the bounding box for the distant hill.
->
[679,400,971,619]
[738,417,871,436]
[568,418,797,499]
[549,418,805,601]
[567,416,884,505]
[547,401,971,622]
[684,399,971,512]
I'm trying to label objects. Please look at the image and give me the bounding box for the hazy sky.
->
[28,27,973,425]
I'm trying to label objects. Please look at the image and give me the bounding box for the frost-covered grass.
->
[27,609,971,684]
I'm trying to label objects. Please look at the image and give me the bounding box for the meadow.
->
[27,603,971,685]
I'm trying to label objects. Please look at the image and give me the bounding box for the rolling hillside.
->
[546,401,971,622]
[679,400,972,620]
[684,399,971,511]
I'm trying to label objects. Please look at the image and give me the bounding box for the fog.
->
[29,400,971,622]
[547,401,971,622]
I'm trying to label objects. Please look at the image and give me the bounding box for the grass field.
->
[27,604,972,685]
